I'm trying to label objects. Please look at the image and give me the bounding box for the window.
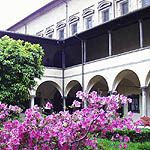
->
[142,0,150,7]
[46,33,53,39]
[98,1,112,24]
[45,31,53,39]
[58,28,64,40]
[45,26,54,39]
[69,15,79,36]
[83,7,94,30]
[102,9,109,23]
[57,20,66,39]
[128,95,140,113]
[70,22,77,35]
[36,30,44,37]
[85,16,93,30]
[120,0,128,15]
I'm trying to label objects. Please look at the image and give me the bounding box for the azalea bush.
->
[0,102,22,126]
[0,91,142,149]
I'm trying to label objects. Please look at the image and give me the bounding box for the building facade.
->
[8,0,150,39]
[7,0,150,120]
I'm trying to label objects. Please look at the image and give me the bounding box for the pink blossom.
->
[124,136,130,142]
[128,98,132,103]
[76,91,83,99]
[119,143,123,149]
[0,92,140,149]
[123,143,128,149]
[72,100,81,107]
[116,133,120,138]
[45,102,53,110]
[9,105,22,113]
[128,111,134,117]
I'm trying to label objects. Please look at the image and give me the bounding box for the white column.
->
[83,99,87,108]
[139,19,143,48]
[108,30,112,56]
[82,40,87,108]
[141,86,147,116]
[31,95,35,108]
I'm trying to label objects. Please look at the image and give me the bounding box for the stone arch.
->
[36,81,63,113]
[112,69,141,92]
[112,69,141,118]
[36,79,62,95]
[65,80,82,112]
[145,70,150,87]
[146,70,150,116]
[65,80,82,96]
[86,75,109,96]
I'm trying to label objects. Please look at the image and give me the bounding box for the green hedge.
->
[105,129,150,143]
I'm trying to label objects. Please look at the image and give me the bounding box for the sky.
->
[0,0,51,30]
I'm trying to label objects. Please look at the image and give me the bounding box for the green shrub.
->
[138,142,150,150]
[105,129,150,142]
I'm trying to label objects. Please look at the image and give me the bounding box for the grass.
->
[97,138,150,150]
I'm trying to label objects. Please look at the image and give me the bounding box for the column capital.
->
[62,96,67,99]
[108,30,112,33]
[141,86,148,90]
[29,88,36,96]
[108,90,118,95]
[30,95,36,98]
[107,91,112,96]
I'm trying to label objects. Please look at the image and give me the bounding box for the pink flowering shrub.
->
[0,91,141,149]
[0,102,22,126]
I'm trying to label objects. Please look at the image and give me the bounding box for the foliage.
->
[0,91,142,149]
[0,101,22,126]
[0,36,44,107]
[138,142,150,150]
[105,128,150,143]
[97,138,150,150]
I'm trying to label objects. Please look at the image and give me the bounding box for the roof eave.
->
[7,0,65,31]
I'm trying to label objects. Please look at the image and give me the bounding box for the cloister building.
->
[2,0,150,120]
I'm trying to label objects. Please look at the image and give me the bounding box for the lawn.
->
[97,138,150,150]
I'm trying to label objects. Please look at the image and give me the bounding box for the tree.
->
[0,36,44,108]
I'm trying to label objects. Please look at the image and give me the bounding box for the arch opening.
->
[113,70,141,118]
[36,81,63,113]
[147,70,150,116]
[87,75,109,96]
[65,81,82,113]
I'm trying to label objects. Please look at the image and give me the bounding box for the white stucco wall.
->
[15,25,26,34]
[27,3,66,38]
[13,0,143,39]
[35,67,63,94]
